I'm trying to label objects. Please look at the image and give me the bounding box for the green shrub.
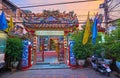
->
[70,31,93,59]
[5,37,23,62]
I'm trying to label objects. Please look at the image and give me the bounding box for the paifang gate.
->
[23,10,79,65]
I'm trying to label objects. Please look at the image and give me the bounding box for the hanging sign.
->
[35,31,64,36]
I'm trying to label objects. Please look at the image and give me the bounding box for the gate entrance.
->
[23,10,79,67]
[36,35,65,64]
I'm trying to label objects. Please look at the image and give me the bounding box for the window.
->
[0,38,6,53]
[0,32,7,53]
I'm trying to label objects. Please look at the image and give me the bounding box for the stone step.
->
[29,64,70,70]
[36,61,64,65]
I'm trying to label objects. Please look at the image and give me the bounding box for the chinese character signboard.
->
[35,31,64,36]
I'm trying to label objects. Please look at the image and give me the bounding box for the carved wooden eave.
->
[23,10,79,32]
[24,24,76,31]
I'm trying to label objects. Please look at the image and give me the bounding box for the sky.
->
[9,0,104,23]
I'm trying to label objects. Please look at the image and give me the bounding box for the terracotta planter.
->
[77,59,85,66]
[116,61,120,70]
[104,59,112,65]
[12,61,19,68]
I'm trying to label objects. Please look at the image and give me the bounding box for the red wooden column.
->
[28,45,32,67]
[64,30,72,66]
[33,36,37,64]
[42,38,44,62]
[64,31,68,64]
[68,44,71,67]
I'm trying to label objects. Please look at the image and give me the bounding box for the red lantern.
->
[76,24,79,27]
[64,31,68,34]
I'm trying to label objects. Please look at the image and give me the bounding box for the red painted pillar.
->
[33,36,37,64]
[28,45,32,67]
[68,45,71,66]
[42,38,44,61]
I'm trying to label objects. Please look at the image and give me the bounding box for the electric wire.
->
[16,0,100,8]
[1,0,100,10]
[110,10,120,12]
[108,0,113,8]
[108,2,120,12]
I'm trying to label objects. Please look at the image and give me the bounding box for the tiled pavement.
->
[0,68,118,78]
[0,52,118,78]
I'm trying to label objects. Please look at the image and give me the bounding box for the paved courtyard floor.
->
[0,68,118,78]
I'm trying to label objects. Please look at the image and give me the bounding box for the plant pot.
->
[116,61,120,70]
[104,59,112,65]
[116,61,120,77]
[12,61,19,68]
[77,59,85,66]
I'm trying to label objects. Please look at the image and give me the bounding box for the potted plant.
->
[104,25,120,76]
[110,42,120,69]
[106,42,120,76]
[70,31,93,66]
[5,37,23,70]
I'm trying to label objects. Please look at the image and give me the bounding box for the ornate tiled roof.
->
[23,10,79,30]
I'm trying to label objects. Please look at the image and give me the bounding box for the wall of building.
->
[0,0,2,13]
[1,0,27,35]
